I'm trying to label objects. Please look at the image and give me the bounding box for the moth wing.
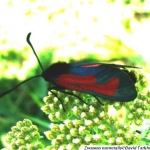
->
[55,63,137,102]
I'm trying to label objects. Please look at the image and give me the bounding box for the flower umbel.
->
[5,119,44,150]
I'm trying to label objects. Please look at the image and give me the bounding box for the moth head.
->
[42,62,70,82]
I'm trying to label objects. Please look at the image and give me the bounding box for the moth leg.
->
[48,86,66,111]
[135,130,141,134]
[91,95,104,105]
[49,89,66,111]
[48,87,88,109]
[58,90,88,105]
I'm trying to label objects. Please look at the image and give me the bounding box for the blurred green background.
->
[0,0,150,148]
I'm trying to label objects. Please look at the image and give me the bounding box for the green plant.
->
[4,68,150,149]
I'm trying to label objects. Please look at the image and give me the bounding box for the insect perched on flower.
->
[0,33,140,110]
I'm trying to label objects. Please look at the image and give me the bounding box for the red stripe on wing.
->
[56,81,85,91]
[80,64,101,68]
[80,78,119,96]
[57,74,119,96]
[57,74,96,84]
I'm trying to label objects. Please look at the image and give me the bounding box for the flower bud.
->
[70,128,79,136]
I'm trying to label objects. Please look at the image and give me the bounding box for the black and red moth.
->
[0,33,138,103]
[43,62,137,102]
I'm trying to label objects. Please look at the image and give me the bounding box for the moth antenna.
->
[0,75,42,98]
[26,32,64,106]
[0,33,45,98]
[26,32,44,72]
[26,33,64,105]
